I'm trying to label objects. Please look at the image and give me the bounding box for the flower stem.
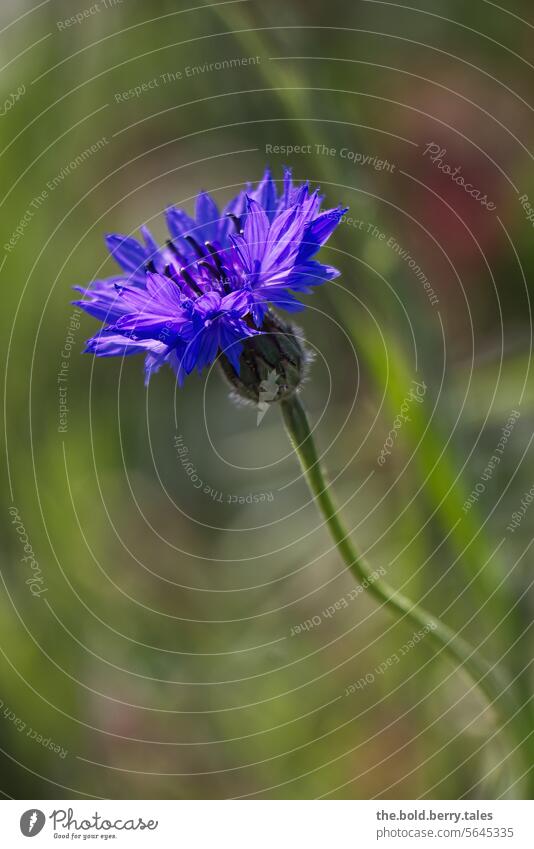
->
[281,394,530,793]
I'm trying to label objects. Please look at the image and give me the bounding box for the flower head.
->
[74,168,346,387]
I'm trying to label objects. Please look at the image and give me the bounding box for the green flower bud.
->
[218,310,311,407]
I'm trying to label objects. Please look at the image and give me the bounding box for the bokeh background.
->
[1,0,533,799]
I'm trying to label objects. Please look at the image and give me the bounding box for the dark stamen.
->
[198,260,220,281]
[204,241,226,275]
[145,260,157,274]
[165,264,183,287]
[179,266,203,296]
[166,263,194,298]
[185,236,207,259]
[226,213,243,234]
[166,239,188,265]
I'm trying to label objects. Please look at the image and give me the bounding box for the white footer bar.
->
[1,799,532,847]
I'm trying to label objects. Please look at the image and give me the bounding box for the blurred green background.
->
[1,0,533,799]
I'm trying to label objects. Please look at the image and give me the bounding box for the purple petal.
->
[145,271,186,310]
[290,182,309,207]
[73,277,131,322]
[165,207,196,241]
[85,333,163,357]
[221,289,250,315]
[252,167,277,218]
[181,334,204,375]
[196,291,221,315]
[229,233,253,271]
[112,312,188,340]
[285,260,340,291]
[194,327,220,372]
[140,226,160,258]
[105,233,148,281]
[195,192,220,241]
[297,207,348,262]
[262,206,305,273]
[243,197,270,264]
[281,167,293,209]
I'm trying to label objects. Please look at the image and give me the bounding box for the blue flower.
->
[75,168,346,385]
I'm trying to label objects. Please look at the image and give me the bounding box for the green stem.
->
[281,394,529,794]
